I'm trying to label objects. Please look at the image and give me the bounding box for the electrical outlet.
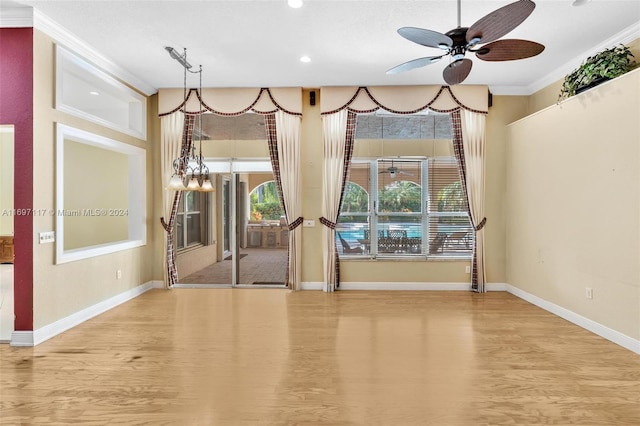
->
[116,270,122,280]
[303,220,315,227]
[465,266,471,274]
[39,231,55,244]
[585,287,593,299]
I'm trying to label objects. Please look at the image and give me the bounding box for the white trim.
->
[502,283,640,355]
[32,9,156,96]
[55,124,147,264]
[301,281,323,290]
[338,281,471,291]
[10,280,160,347]
[0,7,33,27]
[9,331,34,347]
[56,46,148,140]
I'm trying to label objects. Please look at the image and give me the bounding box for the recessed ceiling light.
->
[572,0,590,6]
[300,55,311,63]
[89,91,100,96]
[288,0,303,8]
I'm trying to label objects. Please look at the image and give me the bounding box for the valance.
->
[320,85,488,115]
[158,87,303,116]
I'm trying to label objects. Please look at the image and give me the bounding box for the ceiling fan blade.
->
[443,59,473,85]
[466,0,536,45]
[398,27,453,49]
[386,56,444,74]
[475,39,545,61]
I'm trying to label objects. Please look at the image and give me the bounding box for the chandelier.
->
[165,47,214,192]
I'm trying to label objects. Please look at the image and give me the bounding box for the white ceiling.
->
[2,0,639,95]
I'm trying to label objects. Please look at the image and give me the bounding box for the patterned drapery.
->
[452,109,487,292]
[320,85,488,292]
[159,88,302,288]
[320,110,357,292]
[265,112,303,290]
[160,114,196,288]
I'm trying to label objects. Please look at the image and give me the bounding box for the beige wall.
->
[506,68,640,340]
[63,140,129,249]
[484,95,530,283]
[0,126,13,235]
[32,30,156,329]
[300,89,325,284]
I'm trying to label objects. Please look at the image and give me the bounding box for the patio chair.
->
[429,232,448,254]
[337,232,364,254]
[446,231,470,248]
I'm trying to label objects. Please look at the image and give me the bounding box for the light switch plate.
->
[303,220,315,227]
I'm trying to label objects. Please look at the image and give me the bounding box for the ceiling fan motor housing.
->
[445,27,469,60]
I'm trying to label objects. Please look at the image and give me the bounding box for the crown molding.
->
[32,9,156,96]
[526,21,640,96]
[0,6,33,27]
[488,21,640,96]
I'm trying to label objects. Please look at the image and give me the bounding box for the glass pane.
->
[428,217,473,256]
[335,218,369,256]
[185,191,199,212]
[378,160,422,214]
[186,213,201,246]
[176,214,184,249]
[178,193,184,212]
[342,164,370,213]
[376,218,422,255]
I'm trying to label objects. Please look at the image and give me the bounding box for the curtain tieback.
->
[288,217,304,231]
[160,217,172,232]
[319,217,337,229]
[160,217,176,232]
[474,217,487,232]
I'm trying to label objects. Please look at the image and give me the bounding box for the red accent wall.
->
[0,28,34,331]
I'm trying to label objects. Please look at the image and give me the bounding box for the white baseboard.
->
[339,282,471,291]
[302,281,471,291]
[300,282,323,290]
[501,283,640,355]
[10,280,160,347]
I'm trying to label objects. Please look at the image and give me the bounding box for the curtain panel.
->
[320,85,488,292]
[160,113,195,288]
[320,110,357,292]
[265,112,303,290]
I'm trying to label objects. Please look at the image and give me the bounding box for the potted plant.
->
[558,44,637,102]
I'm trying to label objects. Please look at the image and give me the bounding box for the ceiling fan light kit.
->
[388,0,545,85]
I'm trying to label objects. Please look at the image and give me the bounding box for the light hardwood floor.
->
[1,290,638,425]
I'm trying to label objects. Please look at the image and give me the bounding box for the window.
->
[55,124,146,264]
[176,191,206,250]
[56,46,146,139]
[337,158,473,259]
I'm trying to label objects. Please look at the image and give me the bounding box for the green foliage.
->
[341,182,369,212]
[437,181,465,212]
[250,181,283,220]
[251,202,283,220]
[437,181,468,224]
[378,181,421,213]
[558,44,637,102]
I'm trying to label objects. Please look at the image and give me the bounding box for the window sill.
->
[177,243,205,255]
[340,255,471,262]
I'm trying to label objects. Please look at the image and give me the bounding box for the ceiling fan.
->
[387,0,545,85]
[379,160,414,179]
